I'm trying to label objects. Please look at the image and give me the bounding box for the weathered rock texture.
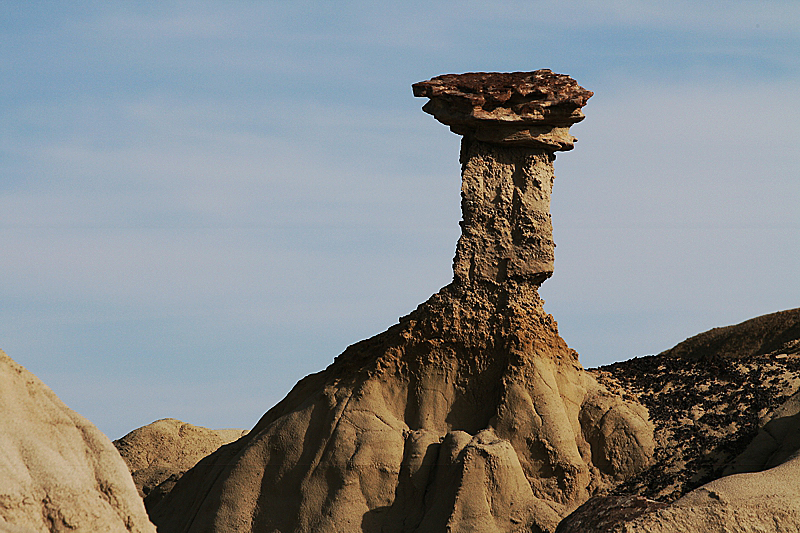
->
[0,349,155,533]
[593,308,800,502]
[149,71,653,533]
[559,308,800,532]
[113,419,248,509]
[413,70,592,284]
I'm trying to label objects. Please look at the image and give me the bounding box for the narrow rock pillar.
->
[412,71,592,286]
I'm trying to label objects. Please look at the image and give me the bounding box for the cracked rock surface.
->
[148,72,653,533]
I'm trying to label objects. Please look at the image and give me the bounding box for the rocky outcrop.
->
[0,349,155,533]
[113,419,247,508]
[593,308,800,502]
[561,308,800,531]
[149,71,653,533]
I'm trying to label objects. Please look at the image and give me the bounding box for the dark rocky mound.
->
[557,308,800,532]
[592,308,800,502]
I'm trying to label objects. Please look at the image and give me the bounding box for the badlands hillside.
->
[3,306,799,532]
[1,71,798,533]
[558,307,800,532]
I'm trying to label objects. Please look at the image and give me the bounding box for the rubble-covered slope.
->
[558,308,800,532]
[593,307,800,501]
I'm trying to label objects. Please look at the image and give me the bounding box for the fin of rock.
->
[0,350,156,533]
[150,71,654,533]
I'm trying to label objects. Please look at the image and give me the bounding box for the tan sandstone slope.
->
[113,419,247,508]
[148,71,655,533]
[0,349,155,533]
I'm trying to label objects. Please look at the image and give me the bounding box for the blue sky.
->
[2,1,799,439]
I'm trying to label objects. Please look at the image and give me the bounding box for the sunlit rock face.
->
[149,71,654,533]
[113,418,248,511]
[0,350,156,533]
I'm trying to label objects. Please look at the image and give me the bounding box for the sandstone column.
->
[412,70,592,286]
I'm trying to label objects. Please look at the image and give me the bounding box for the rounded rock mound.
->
[661,307,800,361]
[0,349,155,533]
[114,418,248,509]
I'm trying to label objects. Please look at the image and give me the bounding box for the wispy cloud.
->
[1,1,798,436]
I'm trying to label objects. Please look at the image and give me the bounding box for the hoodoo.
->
[150,71,654,533]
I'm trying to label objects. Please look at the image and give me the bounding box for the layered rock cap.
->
[412,70,592,151]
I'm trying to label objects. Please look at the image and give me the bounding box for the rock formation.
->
[113,419,248,509]
[592,307,800,502]
[0,349,155,533]
[148,71,654,533]
[558,308,800,532]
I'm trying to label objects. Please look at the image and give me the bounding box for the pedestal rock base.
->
[150,283,653,533]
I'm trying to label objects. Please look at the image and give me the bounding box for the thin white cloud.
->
[2,0,798,436]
